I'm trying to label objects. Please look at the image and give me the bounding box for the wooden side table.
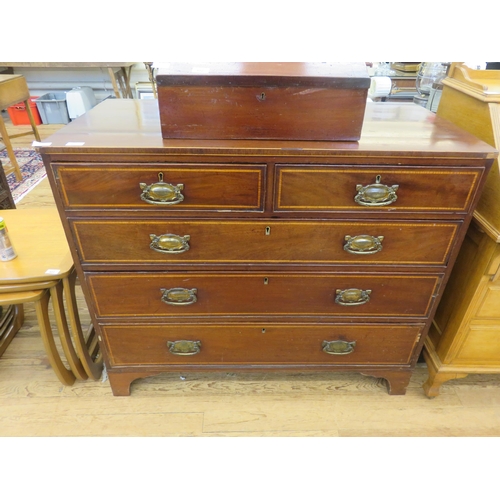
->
[0,208,102,383]
[423,63,500,396]
[0,74,41,181]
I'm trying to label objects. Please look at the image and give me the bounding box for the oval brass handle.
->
[344,234,384,255]
[160,287,197,306]
[355,175,399,207]
[139,172,184,205]
[150,234,190,254]
[167,340,201,356]
[322,340,356,355]
[335,288,371,306]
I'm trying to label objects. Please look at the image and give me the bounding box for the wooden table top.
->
[0,74,22,84]
[35,99,498,160]
[0,74,29,109]
[0,208,73,284]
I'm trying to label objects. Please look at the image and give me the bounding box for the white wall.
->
[4,63,151,102]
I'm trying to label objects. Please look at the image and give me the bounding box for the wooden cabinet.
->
[39,98,495,396]
[423,63,500,396]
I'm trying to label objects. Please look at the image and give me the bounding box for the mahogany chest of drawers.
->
[39,99,496,396]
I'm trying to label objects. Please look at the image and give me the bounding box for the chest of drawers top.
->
[38,99,497,161]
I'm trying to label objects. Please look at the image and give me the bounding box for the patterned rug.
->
[0,148,46,202]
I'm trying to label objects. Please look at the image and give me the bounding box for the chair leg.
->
[35,289,76,385]
[0,115,22,181]
[63,270,103,380]
[49,280,88,380]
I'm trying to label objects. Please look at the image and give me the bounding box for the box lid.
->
[156,62,371,89]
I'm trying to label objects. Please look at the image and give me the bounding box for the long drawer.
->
[71,218,460,266]
[101,322,425,367]
[53,163,265,211]
[275,166,480,214]
[86,272,442,319]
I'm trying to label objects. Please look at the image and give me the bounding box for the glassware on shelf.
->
[414,63,450,107]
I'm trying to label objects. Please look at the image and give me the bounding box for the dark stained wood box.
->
[156,62,370,141]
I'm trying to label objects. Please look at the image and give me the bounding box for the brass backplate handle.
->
[167,340,201,355]
[150,234,190,254]
[344,234,384,255]
[322,340,356,355]
[355,175,399,207]
[160,287,198,306]
[140,172,184,205]
[335,288,372,306]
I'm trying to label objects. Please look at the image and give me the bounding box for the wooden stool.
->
[0,208,102,384]
[0,75,41,181]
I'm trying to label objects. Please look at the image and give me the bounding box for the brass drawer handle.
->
[322,340,356,355]
[160,287,197,306]
[335,288,371,306]
[355,175,399,207]
[150,233,190,254]
[167,340,201,355]
[344,234,384,255]
[139,172,184,205]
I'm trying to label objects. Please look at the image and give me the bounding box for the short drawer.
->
[275,166,480,214]
[101,322,425,367]
[71,218,460,267]
[53,163,265,211]
[87,272,442,319]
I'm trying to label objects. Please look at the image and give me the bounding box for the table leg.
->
[0,115,22,181]
[120,66,133,98]
[49,281,88,380]
[35,288,76,386]
[24,99,41,142]
[62,270,103,380]
[107,68,121,98]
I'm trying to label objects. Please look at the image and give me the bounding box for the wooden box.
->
[156,62,370,141]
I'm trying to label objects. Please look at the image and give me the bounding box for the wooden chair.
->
[0,208,102,384]
[0,75,41,181]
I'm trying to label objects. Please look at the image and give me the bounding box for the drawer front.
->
[87,272,442,319]
[102,322,424,367]
[72,219,460,266]
[275,166,480,214]
[54,163,264,210]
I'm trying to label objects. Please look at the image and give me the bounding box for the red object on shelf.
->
[7,97,42,125]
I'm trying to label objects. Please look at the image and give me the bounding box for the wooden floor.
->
[2,116,500,438]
